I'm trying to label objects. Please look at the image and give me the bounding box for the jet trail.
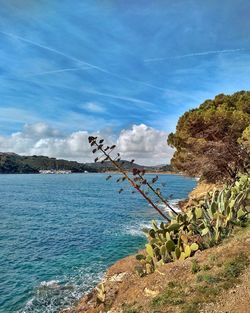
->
[0,31,109,74]
[0,31,166,92]
[144,48,249,63]
[82,88,156,109]
[24,66,92,78]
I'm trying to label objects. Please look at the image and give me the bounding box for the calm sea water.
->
[0,173,196,313]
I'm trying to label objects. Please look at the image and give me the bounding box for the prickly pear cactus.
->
[136,173,249,275]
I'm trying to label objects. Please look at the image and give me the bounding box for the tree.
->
[167,91,250,182]
[239,125,250,156]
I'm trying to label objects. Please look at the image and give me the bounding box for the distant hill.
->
[84,160,172,172]
[0,152,173,174]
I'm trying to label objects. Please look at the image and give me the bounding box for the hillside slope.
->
[63,225,250,313]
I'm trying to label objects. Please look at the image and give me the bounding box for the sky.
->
[0,0,250,165]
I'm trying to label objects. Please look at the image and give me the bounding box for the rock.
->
[107,309,122,313]
[244,237,250,244]
[144,287,159,297]
[109,272,127,282]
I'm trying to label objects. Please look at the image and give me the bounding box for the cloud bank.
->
[0,123,174,165]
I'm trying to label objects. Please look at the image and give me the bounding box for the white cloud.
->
[117,124,174,164]
[84,102,106,113]
[23,122,61,138]
[0,123,174,165]
[32,131,92,159]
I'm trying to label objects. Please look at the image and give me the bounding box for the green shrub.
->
[222,254,249,278]
[136,173,250,275]
[151,288,185,306]
[191,260,201,274]
[196,274,221,284]
[202,264,211,271]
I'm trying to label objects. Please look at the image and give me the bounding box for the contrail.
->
[106,72,166,91]
[82,88,156,109]
[24,66,92,78]
[0,31,109,74]
[144,48,249,63]
[0,31,166,91]
[27,66,165,91]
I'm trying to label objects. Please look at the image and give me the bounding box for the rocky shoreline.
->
[61,182,222,313]
[62,225,250,313]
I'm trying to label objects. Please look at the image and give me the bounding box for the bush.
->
[87,136,249,276]
[136,173,249,275]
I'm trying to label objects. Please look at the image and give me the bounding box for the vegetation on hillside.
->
[0,153,90,173]
[0,152,170,174]
[135,173,249,275]
[88,91,250,279]
[239,125,250,154]
[88,135,249,277]
[67,91,250,313]
[66,221,250,313]
[167,91,250,182]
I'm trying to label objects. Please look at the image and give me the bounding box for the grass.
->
[179,283,220,313]
[196,273,221,284]
[151,288,185,306]
[179,282,220,313]
[222,254,249,278]
[202,264,211,271]
[217,253,249,290]
[151,282,186,308]
[191,259,201,274]
[195,285,220,297]
[167,281,180,288]
[181,302,199,313]
[208,254,217,263]
[150,253,249,313]
[123,309,137,313]
[122,304,138,313]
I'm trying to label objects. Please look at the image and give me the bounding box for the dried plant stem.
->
[137,173,178,215]
[97,144,171,221]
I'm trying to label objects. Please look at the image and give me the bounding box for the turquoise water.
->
[0,173,196,313]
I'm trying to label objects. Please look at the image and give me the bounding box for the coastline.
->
[62,223,250,313]
[61,182,206,313]
[101,171,187,176]
[0,171,185,175]
[1,173,197,313]
[61,251,143,313]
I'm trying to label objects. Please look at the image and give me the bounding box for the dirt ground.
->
[63,226,250,313]
[202,266,250,313]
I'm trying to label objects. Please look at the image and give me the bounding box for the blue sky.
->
[0,0,250,163]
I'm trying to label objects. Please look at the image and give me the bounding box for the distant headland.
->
[0,152,173,174]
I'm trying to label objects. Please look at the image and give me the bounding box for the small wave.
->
[25,298,34,307]
[169,198,184,211]
[123,219,164,237]
[123,223,149,236]
[123,198,184,237]
[157,198,184,213]
[19,271,104,313]
[39,280,60,288]
[148,198,183,213]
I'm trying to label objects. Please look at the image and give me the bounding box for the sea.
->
[0,173,196,313]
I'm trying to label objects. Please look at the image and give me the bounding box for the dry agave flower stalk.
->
[88,136,178,221]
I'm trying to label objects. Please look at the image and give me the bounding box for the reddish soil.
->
[62,227,250,313]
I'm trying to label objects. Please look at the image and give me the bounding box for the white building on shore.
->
[39,170,72,174]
